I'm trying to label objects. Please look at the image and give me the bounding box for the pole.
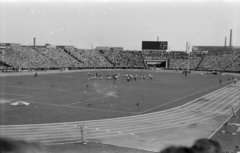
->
[137,103,139,113]
[229,29,232,47]
[80,126,87,144]
[231,105,238,118]
[224,37,227,47]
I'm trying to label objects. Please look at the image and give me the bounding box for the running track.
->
[0,82,239,145]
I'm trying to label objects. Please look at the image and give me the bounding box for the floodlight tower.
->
[186,41,190,72]
[33,37,36,49]
[229,29,232,47]
[224,37,227,48]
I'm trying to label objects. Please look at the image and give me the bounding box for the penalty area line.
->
[0,92,33,97]
[22,100,133,114]
[6,96,34,101]
[64,95,111,106]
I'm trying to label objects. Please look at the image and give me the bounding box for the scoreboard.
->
[142,41,168,50]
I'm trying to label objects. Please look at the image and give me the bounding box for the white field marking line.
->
[86,113,230,139]
[208,100,240,139]
[6,99,132,115]
[63,90,101,95]
[2,107,233,141]
[0,100,12,104]
[1,84,237,130]
[3,91,238,134]
[0,93,225,128]
[73,90,239,128]
[1,82,238,128]
[79,83,240,123]
[42,139,83,145]
[0,88,235,131]
[6,96,34,101]
[85,99,239,138]
[74,104,237,139]
[18,85,64,91]
[70,93,240,130]
[0,92,236,137]
[0,92,33,97]
[43,140,85,145]
[64,95,111,106]
[141,82,239,113]
[74,95,240,132]
[2,104,231,142]
[0,85,63,92]
[65,91,240,130]
[176,87,239,111]
[182,89,239,113]
[2,109,222,139]
[141,81,236,113]
[0,85,101,95]
[182,93,239,116]
[6,87,228,128]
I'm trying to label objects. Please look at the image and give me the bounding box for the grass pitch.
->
[0,70,234,125]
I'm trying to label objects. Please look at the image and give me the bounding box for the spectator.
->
[0,137,45,153]
[191,139,223,153]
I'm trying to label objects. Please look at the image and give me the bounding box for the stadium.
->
[0,32,240,152]
[1,1,240,153]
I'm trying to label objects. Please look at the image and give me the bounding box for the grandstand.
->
[0,43,240,72]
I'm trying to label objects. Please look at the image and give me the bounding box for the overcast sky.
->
[0,0,240,50]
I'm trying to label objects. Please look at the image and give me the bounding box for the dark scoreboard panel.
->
[142,41,168,50]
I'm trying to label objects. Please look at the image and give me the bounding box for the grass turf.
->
[0,70,235,125]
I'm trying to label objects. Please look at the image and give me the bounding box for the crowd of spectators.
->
[2,46,54,69]
[36,47,83,68]
[66,48,113,68]
[1,46,240,72]
[198,53,240,72]
[142,50,169,60]
[168,55,202,70]
[168,53,240,72]
[99,50,145,68]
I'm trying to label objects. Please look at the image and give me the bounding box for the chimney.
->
[224,37,227,47]
[229,29,232,47]
[157,37,159,42]
[33,37,36,48]
[186,42,188,53]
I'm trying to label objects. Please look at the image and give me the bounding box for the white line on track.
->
[3,97,236,140]
[141,82,232,113]
[66,93,239,131]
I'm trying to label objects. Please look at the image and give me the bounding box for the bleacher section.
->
[1,46,240,72]
[99,50,145,68]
